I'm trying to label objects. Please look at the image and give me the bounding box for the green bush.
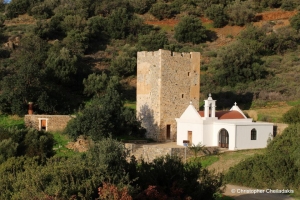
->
[174,15,207,44]
[281,0,298,10]
[133,155,224,199]
[137,30,169,51]
[226,0,256,26]
[205,4,228,28]
[225,124,300,190]
[213,41,266,87]
[129,0,156,14]
[282,105,300,124]
[0,128,55,163]
[290,13,300,32]
[0,138,133,199]
[149,2,178,20]
[65,78,146,141]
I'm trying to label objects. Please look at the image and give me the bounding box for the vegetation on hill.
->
[225,123,300,192]
[0,0,299,115]
[0,134,224,199]
[0,0,300,199]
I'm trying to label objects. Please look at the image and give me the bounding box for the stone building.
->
[136,49,200,141]
[25,114,74,132]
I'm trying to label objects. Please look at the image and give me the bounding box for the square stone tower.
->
[136,49,200,141]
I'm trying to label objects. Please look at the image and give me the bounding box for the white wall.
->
[176,122,203,146]
[235,124,273,150]
[202,123,214,146]
[212,123,237,150]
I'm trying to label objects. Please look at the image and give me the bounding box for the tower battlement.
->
[137,49,197,59]
[136,49,201,141]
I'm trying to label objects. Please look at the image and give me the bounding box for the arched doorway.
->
[219,129,229,148]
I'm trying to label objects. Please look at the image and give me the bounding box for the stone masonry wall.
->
[126,143,219,163]
[137,50,161,139]
[24,115,74,132]
[160,50,200,141]
[137,49,200,141]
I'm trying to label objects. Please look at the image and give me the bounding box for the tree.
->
[63,29,89,56]
[188,142,207,159]
[133,155,224,199]
[0,35,49,115]
[226,0,256,26]
[106,8,135,39]
[149,2,177,20]
[110,54,136,77]
[205,4,228,28]
[290,13,300,32]
[214,41,266,87]
[225,124,300,190]
[23,129,54,159]
[83,72,109,97]
[0,127,54,163]
[46,43,79,83]
[129,0,155,14]
[65,77,145,140]
[282,105,300,124]
[264,27,299,55]
[0,138,18,164]
[137,30,169,51]
[174,15,207,44]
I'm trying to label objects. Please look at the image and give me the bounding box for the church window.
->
[251,129,257,140]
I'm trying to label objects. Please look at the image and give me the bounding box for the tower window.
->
[182,94,184,98]
[188,72,190,76]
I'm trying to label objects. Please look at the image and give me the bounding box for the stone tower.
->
[136,49,200,141]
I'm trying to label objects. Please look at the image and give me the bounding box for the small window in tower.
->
[182,94,184,98]
[188,72,190,76]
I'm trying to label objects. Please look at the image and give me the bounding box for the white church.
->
[176,94,274,150]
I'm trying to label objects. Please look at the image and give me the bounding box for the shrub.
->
[205,4,228,28]
[174,15,207,44]
[282,105,300,124]
[129,0,155,14]
[281,0,298,10]
[0,128,54,163]
[226,124,300,190]
[65,78,145,140]
[149,2,178,20]
[133,155,224,199]
[290,13,300,32]
[226,0,256,26]
[137,30,169,51]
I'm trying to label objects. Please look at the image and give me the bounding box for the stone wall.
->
[136,50,161,139]
[24,115,74,132]
[136,49,200,141]
[126,143,218,163]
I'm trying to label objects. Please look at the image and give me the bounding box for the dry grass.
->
[208,149,265,173]
[244,101,292,122]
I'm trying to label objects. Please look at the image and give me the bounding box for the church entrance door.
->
[219,129,229,148]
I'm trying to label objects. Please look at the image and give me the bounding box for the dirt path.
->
[224,184,295,200]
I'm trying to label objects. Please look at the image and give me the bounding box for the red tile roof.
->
[198,111,246,119]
